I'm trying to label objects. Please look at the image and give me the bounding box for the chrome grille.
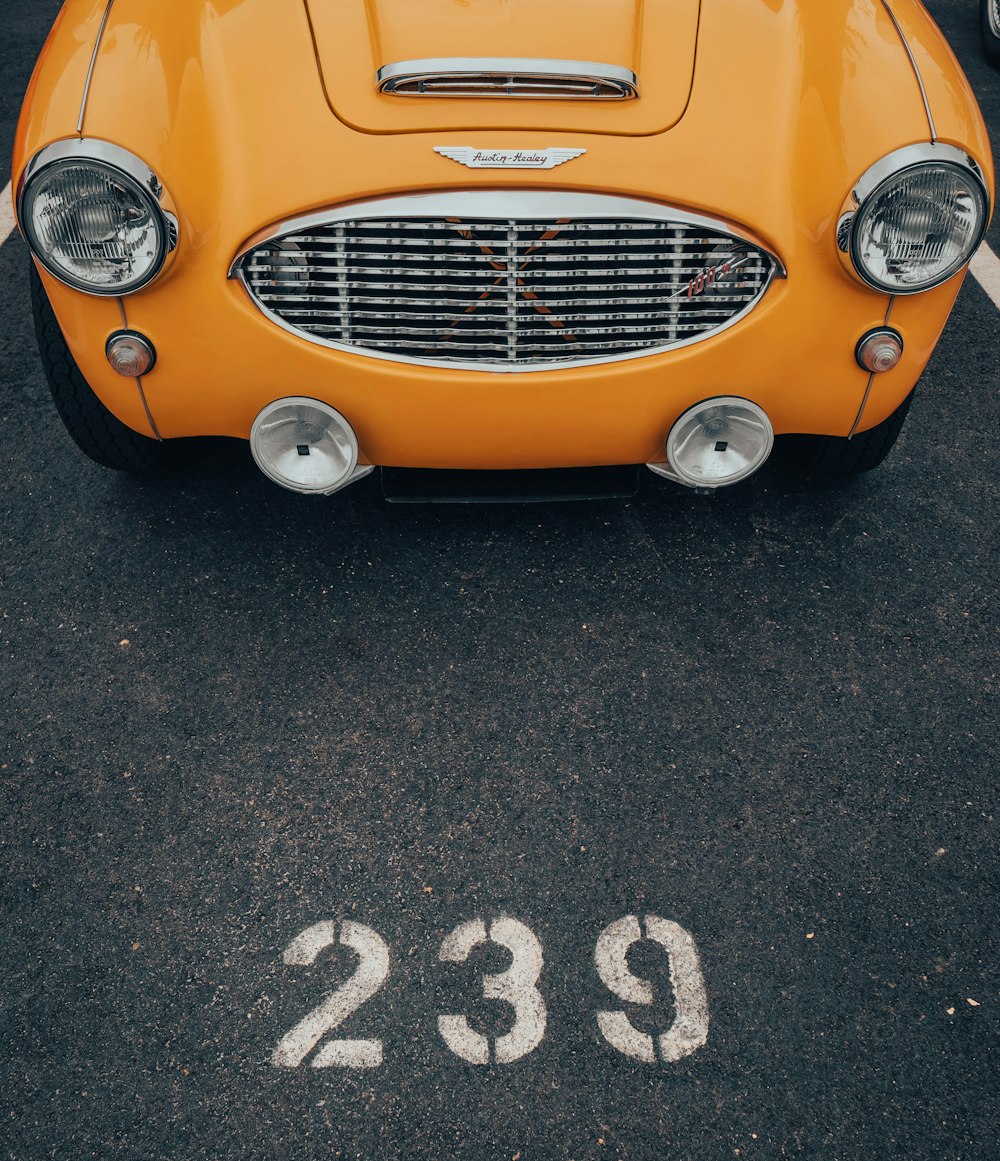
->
[377,58,638,100]
[236,193,781,372]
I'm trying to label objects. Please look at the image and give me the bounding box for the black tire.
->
[29,263,171,475]
[982,0,1000,67]
[776,390,914,479]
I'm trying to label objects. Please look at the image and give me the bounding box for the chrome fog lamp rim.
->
[16,139,179,296]
[839,143,990,295]
[250,397,362,495]
[665,397,774,489]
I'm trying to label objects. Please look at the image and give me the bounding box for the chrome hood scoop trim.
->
[376,58,638,100]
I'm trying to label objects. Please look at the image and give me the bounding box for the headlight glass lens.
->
[22,161,168,294]
[852,163,987,293]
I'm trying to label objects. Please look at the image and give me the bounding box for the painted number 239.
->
[272,914,708,1068]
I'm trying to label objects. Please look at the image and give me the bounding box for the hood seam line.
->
[879,1,937,143]
[77,0,116,135]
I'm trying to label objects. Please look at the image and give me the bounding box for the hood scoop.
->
[376,58,639,100]
[306,0,701,136]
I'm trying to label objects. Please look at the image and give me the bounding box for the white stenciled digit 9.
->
[594,914,710,1063]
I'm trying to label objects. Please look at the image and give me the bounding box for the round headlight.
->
[844,145,989,294]
[17,141,177,296]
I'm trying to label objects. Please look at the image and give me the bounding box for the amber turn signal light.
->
[856,328,903,374]
[106,330,157,377]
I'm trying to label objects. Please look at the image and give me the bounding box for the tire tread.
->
[777,391,914,478]
[30,265,168,475]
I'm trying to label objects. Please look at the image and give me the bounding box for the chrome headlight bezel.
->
[837,143,990,295]
[16,139,179,297]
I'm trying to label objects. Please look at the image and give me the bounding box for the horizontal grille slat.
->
[272,303,754,318]
[266,232,745,244]
[239,204,778,369]
[249,263,771,280]
[250,259,766,274]
[259,292,757,307]
[348,335,718,355]
[298,317,741,336]
[251,249,741,263]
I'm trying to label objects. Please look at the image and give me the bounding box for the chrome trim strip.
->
[231,191,785,375]
[377,58,638,99]
[134,374,163,441]
[849,299,895,439]
[116,297,164,440]
[880,1,936,142]
[77,0,115,134]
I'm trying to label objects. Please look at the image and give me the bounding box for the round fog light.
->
[667,397,773,488]
[856,328,903,374]
[106,330,156,377]
[250,398,360,495]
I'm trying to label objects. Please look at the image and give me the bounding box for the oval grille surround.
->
[235,193,782,373]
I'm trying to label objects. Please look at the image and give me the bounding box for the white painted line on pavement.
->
[0,182,17,248]
[971,242,1000,313]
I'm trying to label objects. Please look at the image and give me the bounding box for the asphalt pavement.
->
[1,2,997,1158]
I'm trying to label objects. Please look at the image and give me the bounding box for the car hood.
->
[33,0,991,292]
[305,0,701,136]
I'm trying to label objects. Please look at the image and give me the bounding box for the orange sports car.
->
[12,0,994,498]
